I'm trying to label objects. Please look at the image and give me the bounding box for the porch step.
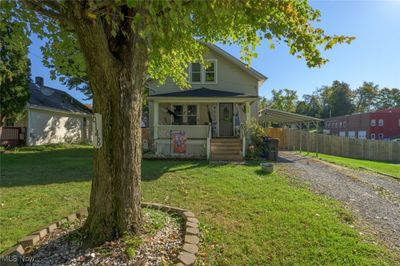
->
[210,138,243,161]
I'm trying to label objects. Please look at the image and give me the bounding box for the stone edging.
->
[0,203,199,266]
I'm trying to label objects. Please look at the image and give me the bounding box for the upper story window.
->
[378,119,384,126]
[371,119,376,126]
[189,60,217,84]
[205,61,216,83]
[190,63,201,83]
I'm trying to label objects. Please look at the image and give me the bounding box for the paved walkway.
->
[277,151,400,252]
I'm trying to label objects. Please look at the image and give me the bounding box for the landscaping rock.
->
[18,235,40,248]
[66,213,77,222]
[185,221,198,228]
[47,223,57,233]
[184,235,199,245]
[186,217,198,224]
[76,208,88,218]
[32,228,47,239]
[182,243,198,254]
[183,211,195,218]
[178,251,196,265]
[185,227,199,235]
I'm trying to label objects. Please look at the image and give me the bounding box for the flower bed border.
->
[0,202,199,266]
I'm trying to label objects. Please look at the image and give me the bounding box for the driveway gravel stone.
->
[277,151,400,252]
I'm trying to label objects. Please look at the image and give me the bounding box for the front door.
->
[219,103,234,136]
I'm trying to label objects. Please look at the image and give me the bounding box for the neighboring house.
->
[324,108,400,140]
[147,43,267,160]
[0,77,92,146]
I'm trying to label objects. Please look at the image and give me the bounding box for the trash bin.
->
[260,137,279,161]
[267,138,279,161]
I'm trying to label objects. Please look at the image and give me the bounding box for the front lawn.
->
[1,145,399,264]
[300,151,400,178]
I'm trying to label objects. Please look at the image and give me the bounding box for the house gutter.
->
[28,104,93,117]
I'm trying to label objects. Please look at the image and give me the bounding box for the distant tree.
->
[259,96,269,111]
[318,81,354,117]
[270,88,298,112]
[354,82,378,112]
[375,87,400,110]
[0,11,31,125]
[295,100,308,115]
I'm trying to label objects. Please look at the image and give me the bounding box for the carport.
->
[259,108,324,155]
[259,108,323,129]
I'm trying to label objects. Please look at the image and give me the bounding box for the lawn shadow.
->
[1,148,93,188]
[141,159,222,182]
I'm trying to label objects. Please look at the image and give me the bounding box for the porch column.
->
[245,102,251,123]
[153,101,159,140]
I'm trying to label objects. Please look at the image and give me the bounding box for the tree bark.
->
[69,7,146,247]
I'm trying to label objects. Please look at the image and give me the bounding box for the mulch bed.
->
[22,210,184,266]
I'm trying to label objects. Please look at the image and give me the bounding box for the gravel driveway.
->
[277,151,400,252]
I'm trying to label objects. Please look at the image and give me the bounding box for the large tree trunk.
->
[70,9,147,247]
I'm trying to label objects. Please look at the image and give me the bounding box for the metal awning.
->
[259,108,323,126]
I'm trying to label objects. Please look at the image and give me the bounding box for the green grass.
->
[1,145,399,264]
[300,151,400,178]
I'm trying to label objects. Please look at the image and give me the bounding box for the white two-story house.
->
[147,43,267,161]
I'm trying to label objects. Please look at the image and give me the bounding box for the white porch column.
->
[153,101,159,140]
[245,101,251,123]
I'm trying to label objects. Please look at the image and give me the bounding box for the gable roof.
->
[204,43,268,82]
[149,87,258,98]
[28,83,92,115]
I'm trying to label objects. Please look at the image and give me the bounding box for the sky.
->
[28,0,400,104]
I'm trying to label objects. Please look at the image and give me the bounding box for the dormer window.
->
[189,60,217,84]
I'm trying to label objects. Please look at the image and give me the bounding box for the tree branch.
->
[22,0,66,21]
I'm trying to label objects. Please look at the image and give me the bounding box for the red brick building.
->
[324,108,400,140]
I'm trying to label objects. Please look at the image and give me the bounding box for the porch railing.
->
[240,123,246,157]
[155,125,209,139]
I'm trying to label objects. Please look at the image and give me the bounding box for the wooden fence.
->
[264,128,400,162]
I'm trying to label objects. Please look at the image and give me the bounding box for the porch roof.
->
[148,87,258,102]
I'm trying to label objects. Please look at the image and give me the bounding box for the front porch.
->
[147,89,257,160]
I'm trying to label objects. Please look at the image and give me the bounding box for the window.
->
[5,118,14,127]
[172,105,184,125]
[189,60,217,84]
[371,119,376,126]
[378,119,384,126]
[187,105,197,125]
[371,133,375,140]
[190,63,201,83]
[378,133,384,139]
[340,122,343,128]
[343,121,346,128]
[205,60,216,83]
[171,104,197,125]
[83,117,87,127]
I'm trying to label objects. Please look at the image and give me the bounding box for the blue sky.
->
[29,0,400,104]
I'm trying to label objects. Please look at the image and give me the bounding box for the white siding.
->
[28,108,91,146]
